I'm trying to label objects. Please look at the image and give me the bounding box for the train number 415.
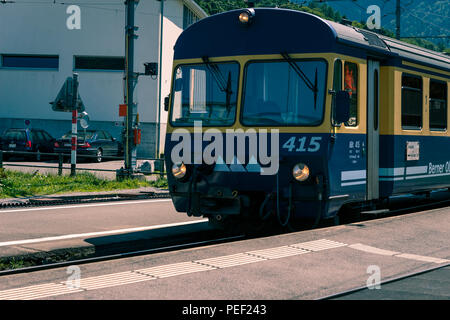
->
[282,136,322,152]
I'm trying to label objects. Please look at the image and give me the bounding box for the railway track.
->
[0,191,171,209]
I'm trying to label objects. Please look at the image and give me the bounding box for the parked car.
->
[54,129,123,163]
[0,128,55,161]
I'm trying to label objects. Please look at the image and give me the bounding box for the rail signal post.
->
[123,0,139,177]
[117,0,157,180]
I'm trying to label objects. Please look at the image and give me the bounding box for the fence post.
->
[0,151,3,169]
[58,153,63,176]
[159,158,164,179]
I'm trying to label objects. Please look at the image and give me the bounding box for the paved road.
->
[0,204,448,301]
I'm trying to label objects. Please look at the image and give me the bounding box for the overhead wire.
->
[0,0,165,17]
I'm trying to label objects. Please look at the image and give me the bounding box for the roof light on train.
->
[293,163,310,182]
[238,9,255,25]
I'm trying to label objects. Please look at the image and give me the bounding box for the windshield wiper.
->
[280,52,318,109]
[202,56,233,115]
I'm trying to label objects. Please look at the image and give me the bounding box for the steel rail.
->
[3,163,119,172]
[0,192,170,209]
[1,149,163,161]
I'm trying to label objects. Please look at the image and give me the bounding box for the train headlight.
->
[238,9,255,25]
[293,163,310,182]
[172,163,187,179]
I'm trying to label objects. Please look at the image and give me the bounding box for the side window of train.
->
[401,74,423,130]
[332,59,342,124]
[333,59,342,92]
[429,80,447,131]
[344,62,358,126]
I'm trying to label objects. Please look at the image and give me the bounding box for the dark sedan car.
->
[54,129,122,163]
[0,128,55,161]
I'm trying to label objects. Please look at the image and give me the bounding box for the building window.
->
[401,74,422,130]
[74,56,125,71]
[1,55,58,69]
[344,61,358,126]
[183,5,199,29]
[429,80,447,131]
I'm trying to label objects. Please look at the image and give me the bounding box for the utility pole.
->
[156,0,164,160]
[124,0,139,175]
[396,0,401,39]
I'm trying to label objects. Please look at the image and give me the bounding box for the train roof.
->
[174,8,450,75]
[327,20,450,72]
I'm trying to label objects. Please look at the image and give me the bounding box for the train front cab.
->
[165,52,377,226]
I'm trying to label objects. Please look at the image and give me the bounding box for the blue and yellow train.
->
[164,7,450,229]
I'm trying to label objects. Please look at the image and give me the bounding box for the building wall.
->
[0,0,204,158]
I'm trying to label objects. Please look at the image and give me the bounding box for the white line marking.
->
[348,243,400,256]
[379,177,404,181]
[405,172,450,180]
[0,198,172,214]
[341,170,366,181]
[0,219,208,247]
[349,244,449,264]
[406,166,428,175]
[195,253,266,268]
[291,239,348,252]
[77,272,152,290]
[246,246,308,259]
[137,262,215,278]
[396,253,449,264]
[341,181,366,187]
[0,283,82,300]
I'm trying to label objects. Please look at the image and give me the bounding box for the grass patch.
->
[0,248,97,271]
[149,177,168,189]
[0,168,165,198]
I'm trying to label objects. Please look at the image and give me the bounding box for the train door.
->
[366,60,380,200]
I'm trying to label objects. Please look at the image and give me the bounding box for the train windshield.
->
[170,62,239,126]
[242,60,327,126]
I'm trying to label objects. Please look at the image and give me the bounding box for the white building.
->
[0,0,207,158]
